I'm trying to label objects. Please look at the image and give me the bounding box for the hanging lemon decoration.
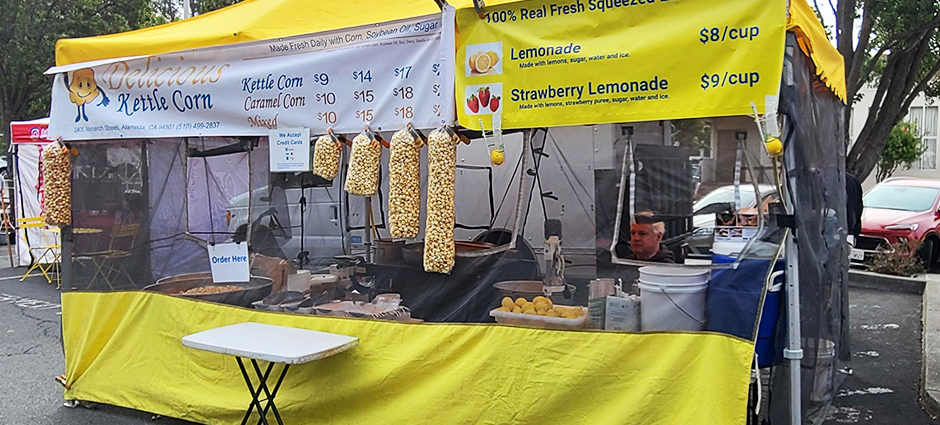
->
[764,137,783,157]
[490,148,505,166]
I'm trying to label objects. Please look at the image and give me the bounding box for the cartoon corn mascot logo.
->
[64,69,110,122]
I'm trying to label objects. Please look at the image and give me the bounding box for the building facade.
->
[852,85,939,188]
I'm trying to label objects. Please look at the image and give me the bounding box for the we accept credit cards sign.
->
[207,242,250,283]
[270,128,310,172]
[455,0,786,130]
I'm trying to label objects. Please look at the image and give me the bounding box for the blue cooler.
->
[707,255,784,368]
[755,280,783,367]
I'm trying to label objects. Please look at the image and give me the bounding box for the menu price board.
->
[50,14,456,140]
[455,0,786,130]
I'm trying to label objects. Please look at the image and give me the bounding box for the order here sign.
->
[207,242,250,283]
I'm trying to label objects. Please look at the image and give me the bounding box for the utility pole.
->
[182,0,192,19]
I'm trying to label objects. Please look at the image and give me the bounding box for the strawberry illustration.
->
[467,94,480,113]
[478,87,491,108]
[489,96,500,112]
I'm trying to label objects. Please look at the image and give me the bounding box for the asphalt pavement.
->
[824,287,938,424]
[0,255,193,424]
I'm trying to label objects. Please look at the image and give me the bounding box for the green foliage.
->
[671,119,711,156]
[877,121,925,182]
[196,0,242,15]
[864,0,940,89]
[152,0,243,22]
[832,0,940,182]
[868,239,926,277]
[0,0,159,148]
[0,0,242,150]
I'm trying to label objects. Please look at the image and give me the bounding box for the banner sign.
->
[269,128,311,172]
[10,119,52,144]
[455,0,786,130]
[49,14,455,140]
[207,242,250,283]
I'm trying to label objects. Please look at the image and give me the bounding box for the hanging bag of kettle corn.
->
[388,128,422,238]
[42,141,72,227]
[424,128,457,274]
[344,132,381,196]
[312,134,341,179]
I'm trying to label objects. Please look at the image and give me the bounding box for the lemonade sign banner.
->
[455,0,786,130]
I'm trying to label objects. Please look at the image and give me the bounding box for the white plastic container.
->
[490,306,588,330]
[309,274,339,286]
[712,240,747,257]
[638,266,709,332]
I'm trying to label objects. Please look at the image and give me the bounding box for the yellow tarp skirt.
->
[62,291,754,425]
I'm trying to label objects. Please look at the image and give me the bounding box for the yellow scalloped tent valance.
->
[786,0,847,102]
[54,0,441,66]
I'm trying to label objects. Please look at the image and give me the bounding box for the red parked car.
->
[855,178,940,268]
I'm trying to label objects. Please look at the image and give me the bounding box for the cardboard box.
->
[249,253,295,293]
[605,295,640,332]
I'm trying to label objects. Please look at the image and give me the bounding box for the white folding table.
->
[183,322,358,425]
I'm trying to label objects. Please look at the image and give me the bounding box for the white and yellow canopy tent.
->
[49,0,847,424]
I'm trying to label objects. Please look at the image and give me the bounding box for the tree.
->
[671,119,712,157]
[876,121,924,182]
[0,0,159,149]
[152,0,242,22]
[826,0,940,182]
[195,0,242,15]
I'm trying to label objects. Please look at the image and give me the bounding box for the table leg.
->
[251,359,287,425]
[257,363,290,425]
[236,357,272,425]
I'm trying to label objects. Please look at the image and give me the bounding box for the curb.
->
[922,278,940,418]
[848,269,926,294]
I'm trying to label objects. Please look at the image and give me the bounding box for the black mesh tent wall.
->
[765,34,849,424]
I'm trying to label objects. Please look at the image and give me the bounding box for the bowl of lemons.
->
[490,295,587,330]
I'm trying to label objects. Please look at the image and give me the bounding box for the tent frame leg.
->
[784,232,802,425]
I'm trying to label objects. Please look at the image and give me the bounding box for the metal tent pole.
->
[782,143,803,425]
[363,196,372,263]
[784,230,802,425]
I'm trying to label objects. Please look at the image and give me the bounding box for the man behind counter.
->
[625,211,675,263]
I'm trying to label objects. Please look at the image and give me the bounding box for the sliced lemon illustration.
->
[474,53,492,74]
[486,51,499,66]
[468,51,482,73]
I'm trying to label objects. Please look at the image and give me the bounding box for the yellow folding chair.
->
[75,222,140,290]
[100,223,140,288]
[18,217,60,285]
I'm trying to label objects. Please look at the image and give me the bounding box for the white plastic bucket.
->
[638,267,709,331]
[802,338,836,403]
